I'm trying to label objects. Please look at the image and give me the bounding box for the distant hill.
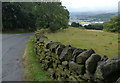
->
[70,12,118,21]
[86,13,118,21]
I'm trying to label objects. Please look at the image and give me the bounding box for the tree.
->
[103,16,120,32]
[2,2,69,32]
[71,22,81,27]
[2,2,36,31]
[35,2,69,32]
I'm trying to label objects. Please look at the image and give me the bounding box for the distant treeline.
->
[84,24,103,30]
[2,2,69,32]
[71,22,103,30]
[71,16,120,33]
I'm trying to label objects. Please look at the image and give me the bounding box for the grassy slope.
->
[23,36,52,81]
[46,27,118,58]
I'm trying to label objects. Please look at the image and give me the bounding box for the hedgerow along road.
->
[2,33,33,81]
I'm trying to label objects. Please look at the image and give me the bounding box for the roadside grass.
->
[23,36,52,81]
[45,27,118,58]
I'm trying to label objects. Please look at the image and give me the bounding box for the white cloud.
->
[60,0,119,12]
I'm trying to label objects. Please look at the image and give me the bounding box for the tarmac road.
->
[2,33,33,81]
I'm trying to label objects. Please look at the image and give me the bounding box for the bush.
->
[71,22,82,27]
[103,16,120,32]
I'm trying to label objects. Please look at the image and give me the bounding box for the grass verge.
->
[23,36,52,81]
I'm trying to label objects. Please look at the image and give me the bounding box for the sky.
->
[60,0,120,13]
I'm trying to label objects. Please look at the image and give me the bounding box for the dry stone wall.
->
[34,31,120,83]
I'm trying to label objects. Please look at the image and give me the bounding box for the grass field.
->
[23,36,52,81]
[45,27,118,58]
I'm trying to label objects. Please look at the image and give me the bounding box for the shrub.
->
[103,16,120,32]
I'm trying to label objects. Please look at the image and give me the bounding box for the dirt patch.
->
[86,29,104,32]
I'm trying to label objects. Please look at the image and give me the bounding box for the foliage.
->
[2,2,69,32]
[103,16,120,32]
[35,2,69,32]
[84,24,103,30]
[71,22,82,27]
[2,2,36,31]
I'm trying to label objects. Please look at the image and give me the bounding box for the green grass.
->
[23,36,52,81]
[45,27,118,58]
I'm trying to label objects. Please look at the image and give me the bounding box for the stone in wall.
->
[45,42,61,50]
[59,45,74,61]
[98,55,108,65]
[116,77,120,83]
[62,61,69,69]
[76,49,95,64]
[36,34,48,43]
[55,44,65,56]
[95,56,120,83]
[44,40,52,49]
[72,48,84,61]
[85,53,101,74]
[111,56,120,60]
[69,61,85,75]
[47,68,55,79]
[49,42,61,53]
